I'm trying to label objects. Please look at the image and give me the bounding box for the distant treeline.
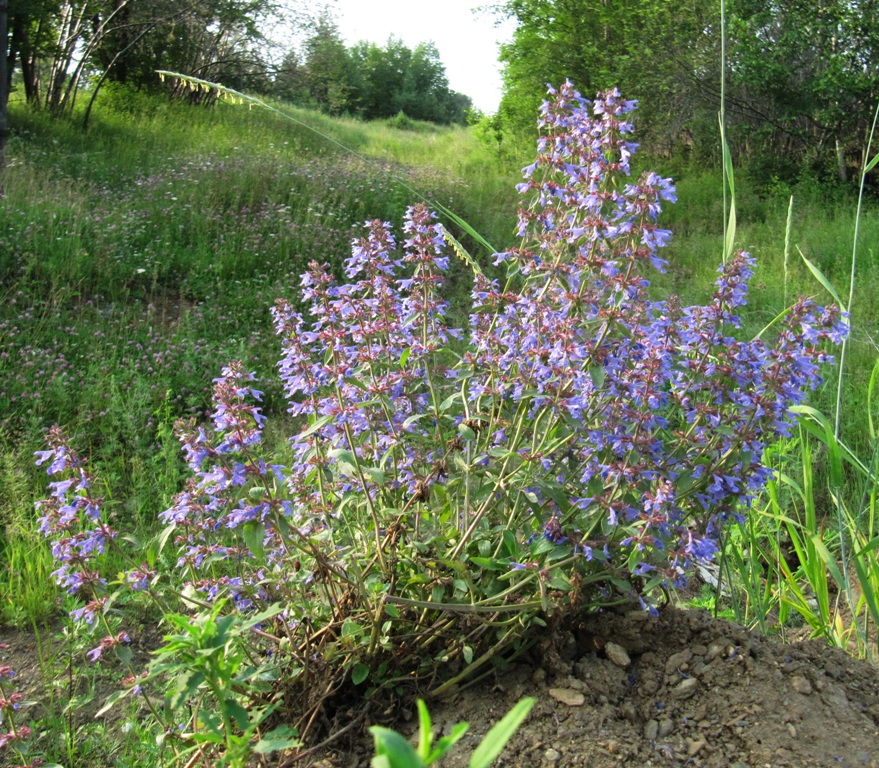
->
[273,16,473,125]
[1,1,470,127]
[4,1,879,182]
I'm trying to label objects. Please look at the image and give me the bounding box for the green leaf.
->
[156,523,177,554]
[364,466,386,485]
[797,246,844,308]
[297,413,335,439]
[865,151,879,174]
[242,520,266,562]
[222,697,251,730]
[95,687,133,718]
[341,620,364,639]
[369,726,426,768]
[428,722,469,764]
[588,365,606,389]
[468,697,535,768]
[253,725,302,754]
[352,663,370,685]
[416,700,432,761]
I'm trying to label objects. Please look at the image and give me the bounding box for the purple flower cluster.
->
[156,361,291,608]
[36,82,847,622]
[35,427,116,602]
[467,82,846,586]
[34,430,144,652]
[272,204,459,513]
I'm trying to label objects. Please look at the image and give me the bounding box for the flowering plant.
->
[35,82,845,749]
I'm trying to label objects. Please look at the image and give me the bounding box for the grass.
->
[2,86,879,765]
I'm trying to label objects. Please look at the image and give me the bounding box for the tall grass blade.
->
[783,195,793,308]
[468,697,535,768]
[719,113,736,263]
[796,247,845,309]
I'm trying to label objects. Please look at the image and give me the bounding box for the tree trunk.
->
[12,13,39,104]
[835,137,848,183]
[0,0,9,199]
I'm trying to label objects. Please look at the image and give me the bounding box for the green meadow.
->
[2,90,879,765]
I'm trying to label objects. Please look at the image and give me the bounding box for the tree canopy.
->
[493,0,879,182]
[273,16,472,124]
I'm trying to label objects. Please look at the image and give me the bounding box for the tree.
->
[493,0,879,181]
[299,13,356,114]
[726,0,879,181]
[1,0,7,198]
[493,0,720,156]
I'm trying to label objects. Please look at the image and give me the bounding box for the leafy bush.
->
[29,82,845,764]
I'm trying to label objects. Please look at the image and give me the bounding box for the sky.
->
[327,0,516,113]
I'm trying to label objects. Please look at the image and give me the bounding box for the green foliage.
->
[492,0,879,185]
[369,697,535,768]
[144,601,300,767]
[278,23,473,124]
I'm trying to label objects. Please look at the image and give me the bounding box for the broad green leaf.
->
[253,725,302,754]
[369,726,426,768]
[222,697,251,730]
[242,520,266,562]
[352,663,370,685]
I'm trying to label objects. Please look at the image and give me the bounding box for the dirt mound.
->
[5,607,879,767]
[409,607,879,768]
[318,607,879,768]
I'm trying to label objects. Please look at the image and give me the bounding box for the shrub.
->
[33,82,845,760]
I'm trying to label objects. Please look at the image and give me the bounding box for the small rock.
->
[787,723,797,738]
[532,668,547,683]
[687,737,707,757]
[548,687,585,707]
[658,718,674,737]
[605,642,631,668]
[544,748,561,763]
[791,675,812,695]
[670,677,699,700]
[665,649,693,675]
[705,642,726,662]
[644,719,659,740]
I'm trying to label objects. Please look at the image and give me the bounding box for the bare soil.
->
[319,606,879,768]
[4,606,879,767]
